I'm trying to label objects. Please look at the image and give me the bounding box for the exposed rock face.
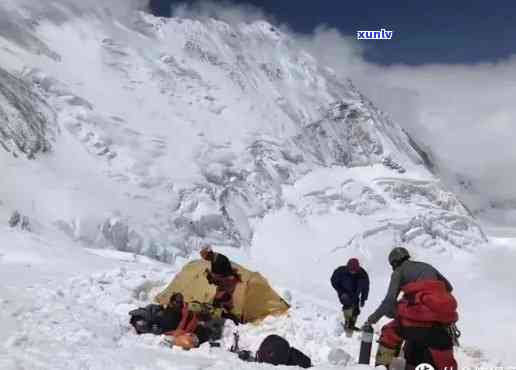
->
[0,68,56,158]
[8,210,31,230]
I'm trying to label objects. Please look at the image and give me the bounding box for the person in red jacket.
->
[163,293,226,350]
[363,247,459,370]
[163,293,201,349]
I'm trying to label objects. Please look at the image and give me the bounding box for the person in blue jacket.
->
[331,258,370,330]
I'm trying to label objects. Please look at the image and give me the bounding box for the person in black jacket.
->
[331,258,370,331]
[129,293,184,335]
[200,245,241,319]
[238,335,312,368]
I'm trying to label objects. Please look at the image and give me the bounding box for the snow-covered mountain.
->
[0,2,485,258]
[1,2,513,369]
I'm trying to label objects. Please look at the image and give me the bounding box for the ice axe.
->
[229,329,255,362]
[230,329,240,353]
[359,324,374,364]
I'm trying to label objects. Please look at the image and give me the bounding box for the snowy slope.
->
[2,224,514,369]
[0,1,510,369]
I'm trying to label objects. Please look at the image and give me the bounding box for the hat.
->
[211,253,233,276]
[347,258,360,273]
[200,246,214,260]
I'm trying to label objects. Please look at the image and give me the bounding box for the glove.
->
[363,314,377,328]
[238,350,254,362]
[361,322,373,331]
[210,306,224,319]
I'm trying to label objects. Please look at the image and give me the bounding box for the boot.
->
[348,315,358,331]
[390,356,407,370]
[428,348,458,370]
[375,344,400,368]
[343,308,354,328]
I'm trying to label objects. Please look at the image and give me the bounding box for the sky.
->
[145,0,516,222]
[149,0,516,66]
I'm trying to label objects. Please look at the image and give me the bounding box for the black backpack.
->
[129,304,167,334]
[256,335,312,368]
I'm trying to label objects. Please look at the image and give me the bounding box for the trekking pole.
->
[359,324,374,364]
[230,329,240,353]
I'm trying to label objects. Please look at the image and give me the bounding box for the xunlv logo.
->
[357,29,394,40]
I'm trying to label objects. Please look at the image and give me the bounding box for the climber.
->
[200,245,241,321]
[363,247,459,370]
[129,293,190,334]
[162,292,224,350]
[331,258,370,331]
[129,290,224,350]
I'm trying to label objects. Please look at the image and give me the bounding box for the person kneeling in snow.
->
[163,292,224,350]
[331,258,369,331]
[238,335,312,368]
[200,245,241,322]
[363,247,459,370]
[130,292,223,350]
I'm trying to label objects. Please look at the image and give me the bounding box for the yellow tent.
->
[154,259,290,323]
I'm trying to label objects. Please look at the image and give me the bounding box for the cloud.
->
[278,17,516,215]
[296,28,516,197]
[170,0,275,25]
[351,58,516,211]
[296,25,367,74]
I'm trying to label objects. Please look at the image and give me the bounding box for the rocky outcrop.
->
[0,68,56,158]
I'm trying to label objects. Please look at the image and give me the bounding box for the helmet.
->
[388,247,410,269]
